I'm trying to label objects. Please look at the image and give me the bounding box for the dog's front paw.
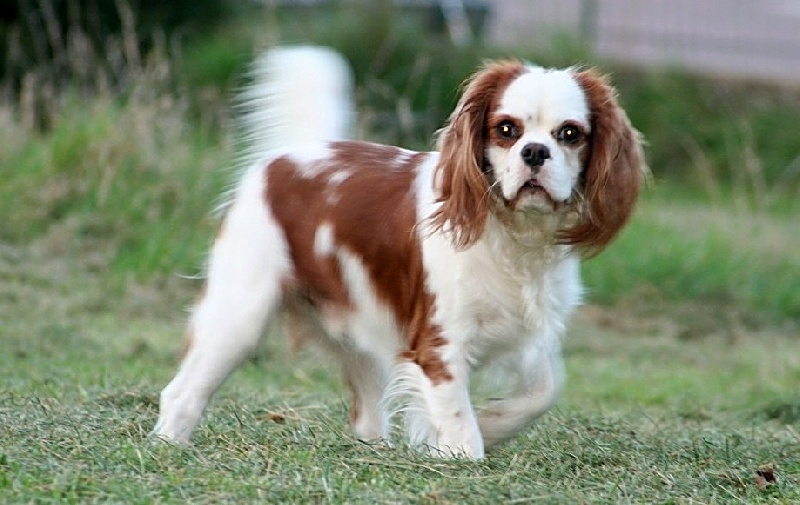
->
[428,430,485,459]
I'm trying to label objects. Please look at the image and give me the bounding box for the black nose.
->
[521,143,550,168]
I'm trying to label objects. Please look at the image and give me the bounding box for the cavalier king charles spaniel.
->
[154,47,645,458]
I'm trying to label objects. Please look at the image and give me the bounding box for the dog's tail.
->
[236,46,355,167]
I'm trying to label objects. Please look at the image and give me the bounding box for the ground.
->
[1,226,798,503]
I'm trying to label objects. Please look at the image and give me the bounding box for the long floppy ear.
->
[431,60,526,249]
[559,69,646,256]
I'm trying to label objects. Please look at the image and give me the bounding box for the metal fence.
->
[489,0,800,82]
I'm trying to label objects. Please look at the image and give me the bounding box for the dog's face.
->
[433,60,645,254]
[484,67,590,213]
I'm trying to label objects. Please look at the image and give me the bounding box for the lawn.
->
[1,194,798,503]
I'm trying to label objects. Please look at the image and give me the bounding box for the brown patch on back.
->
[265,142,452,384]
[268,156,352,308]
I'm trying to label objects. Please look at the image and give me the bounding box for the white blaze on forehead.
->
[497,67,590,128]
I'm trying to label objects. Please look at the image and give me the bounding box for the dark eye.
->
[496,121,518,139]
[557,124,583,144]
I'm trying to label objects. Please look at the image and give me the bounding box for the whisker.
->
[482,179,501,202]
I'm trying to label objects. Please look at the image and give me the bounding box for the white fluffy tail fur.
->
[236,46,355,167]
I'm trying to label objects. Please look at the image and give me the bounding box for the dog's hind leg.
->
[341,351,391,441]
[154,168,290,444]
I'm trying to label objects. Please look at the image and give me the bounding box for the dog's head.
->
[433,60,645,255]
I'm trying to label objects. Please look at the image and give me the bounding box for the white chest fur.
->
[422,220,584,367]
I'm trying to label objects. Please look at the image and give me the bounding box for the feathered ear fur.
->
[431,60,526,249]
[559,69,646,256]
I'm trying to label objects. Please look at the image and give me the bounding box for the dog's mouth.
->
[510,178,566,212]
[517,177,551,201]
[522,178,545,192]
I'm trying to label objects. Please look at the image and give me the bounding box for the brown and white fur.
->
[154,46,645,458]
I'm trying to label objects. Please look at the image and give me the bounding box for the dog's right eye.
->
[496,121,518,139]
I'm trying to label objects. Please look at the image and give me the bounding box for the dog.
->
[154,46,645,458]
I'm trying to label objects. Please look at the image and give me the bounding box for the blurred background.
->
[494,0,800,81]
[1,0,798,328]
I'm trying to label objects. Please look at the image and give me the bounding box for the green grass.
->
[1,269,798,503]
[0,93,228,279]
[1,230,798,503]
[583,188,800,320]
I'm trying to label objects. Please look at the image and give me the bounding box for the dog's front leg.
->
[397,353,484,458]
[478,343,564,448]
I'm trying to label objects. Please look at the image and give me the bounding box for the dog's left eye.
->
[496,121,518,139]
[557,124,583,144]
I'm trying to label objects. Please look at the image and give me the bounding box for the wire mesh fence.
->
[490,0,800,82]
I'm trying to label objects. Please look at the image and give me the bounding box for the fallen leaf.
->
[754,463,777,489]
[267,412,287,423]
